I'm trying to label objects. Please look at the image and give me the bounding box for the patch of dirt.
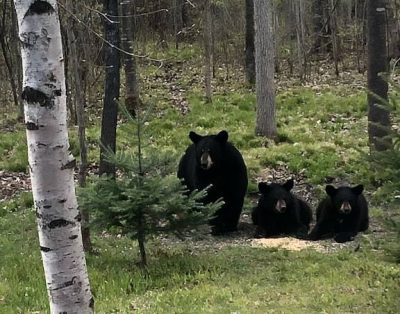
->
[164,62,190,115]
[0,170,31,201]
[156,216,367,255]
[153,61,190,115]
[0,164,100,202]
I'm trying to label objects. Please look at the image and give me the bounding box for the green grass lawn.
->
[0,208,399,313]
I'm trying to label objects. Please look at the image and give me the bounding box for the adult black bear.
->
[308,184,369,243]
[251,179,312,238]
[178,130,248,235]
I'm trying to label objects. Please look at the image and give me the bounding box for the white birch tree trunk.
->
[13,1,94,312]
[254,0,277,139]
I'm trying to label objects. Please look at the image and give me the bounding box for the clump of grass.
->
[0,130,28,172]
[0,191,33,218]
[258,142,341,184]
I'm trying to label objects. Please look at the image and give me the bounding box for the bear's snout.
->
[200,152,213,170]
[340,201,352,214]
[275,199,287,213]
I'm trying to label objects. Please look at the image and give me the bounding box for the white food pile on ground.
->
[251,237,325,251]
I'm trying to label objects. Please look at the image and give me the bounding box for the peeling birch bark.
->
[13,0,94,312]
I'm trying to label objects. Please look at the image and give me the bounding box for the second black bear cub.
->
[251,179,312,238]
[308,184,369,243]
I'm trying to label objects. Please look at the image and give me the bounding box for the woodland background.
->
[0,0,400,313]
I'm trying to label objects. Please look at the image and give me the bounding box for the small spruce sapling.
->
[367,82,399,198]
[367,81,400,262]
[79,105,222,267]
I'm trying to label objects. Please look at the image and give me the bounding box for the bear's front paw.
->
[294,226,309,239]
[254,232,264,239]
[306,233,319,241]
[208,216,221,226]
[211,224,237,236]
[334,232,354,243]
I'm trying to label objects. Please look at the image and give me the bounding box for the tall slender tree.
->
[64,0,92,252]
[121,0,140,117]
[14,0,93,312]
[294,0,307,80]
[367,0,391,151]
[254,0,277,139]
[312,0,325,53]
[173,0,184,50]
[245,0,255,85]
[99,0,120,176]
[329,0,340,76]
[0,0,22,117]
[204,0,213,103]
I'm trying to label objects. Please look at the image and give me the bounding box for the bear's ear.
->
[283,179,294,191]
[216,130,228,144]
[189,131,203,144]
[258,182,270,194]
[326,185,337,197]
[352,184,364,195]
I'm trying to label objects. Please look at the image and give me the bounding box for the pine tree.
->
[368,83,400,262]
[368,83,400,198]
[80,106,222,267]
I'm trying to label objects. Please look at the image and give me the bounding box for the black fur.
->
[178,130,248,235]
[251,179,312,238]
[308,184,369,243]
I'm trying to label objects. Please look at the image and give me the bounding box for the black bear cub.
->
[251,179,312,238]
[178,130,248,235]
[308,184,369,243]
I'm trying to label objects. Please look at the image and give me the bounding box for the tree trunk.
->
[354,0,362,72]
[121,0,140,117]
[14,0,94,312]
[99,0,120,176]
[367,0,391,151]
[312,0,324,53]
[0,0,21,117]
[273,2,280,74]
[204,0,213,103]
[11,5,24,117]
[361,0,368,71]
[387,0,400,61]
[137,213,147,266]
[287,0,296,75]
[64,0,92,252]
[60,21,76,125]
[174,0,184,49]
[294,0,307,80]
[245,0,255,85]
[312,0,332,54]
[330,0,339,76]
[136,112,147,266]
[254,0,277,139]
[70,28,92,252]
